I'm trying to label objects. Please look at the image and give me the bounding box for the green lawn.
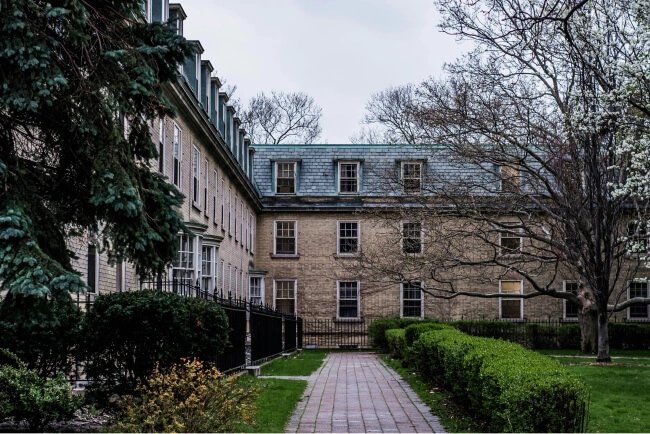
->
[236,377,308,433]
[260,349,329,376]
[541,350,650,433]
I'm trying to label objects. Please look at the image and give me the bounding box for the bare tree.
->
[351,84,425,144]
[239,91,322,144]
[350,0,650,361]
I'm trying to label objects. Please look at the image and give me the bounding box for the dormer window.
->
[339,162,359,194]
[499,165,520,193]
[402,162,422,194]
[276,162,296,194]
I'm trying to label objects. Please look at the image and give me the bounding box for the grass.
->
[236,377,308,433]
[236,350,329,432]
[260,349,329,376]
[380,355,485,432]
[541,350,650,433]
[537,349,650,365]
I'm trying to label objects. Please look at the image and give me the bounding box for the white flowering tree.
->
[352,0,650,362]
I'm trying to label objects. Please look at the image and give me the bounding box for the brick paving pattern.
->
[286,352,446,433]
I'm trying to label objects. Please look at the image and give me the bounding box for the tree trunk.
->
[596,310,611,362]
[578,307,598,353]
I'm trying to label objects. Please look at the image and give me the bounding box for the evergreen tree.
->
[0,0,193,297]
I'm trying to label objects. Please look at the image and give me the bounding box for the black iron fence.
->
[284,315,300,352]
[250,305,283,363]
[302,318,373,349]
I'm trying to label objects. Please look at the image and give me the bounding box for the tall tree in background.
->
[0,0,193,369]
[351,0,650,361]
[240,91,323,144]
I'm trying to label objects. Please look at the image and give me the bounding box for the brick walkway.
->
[285,352,446,433]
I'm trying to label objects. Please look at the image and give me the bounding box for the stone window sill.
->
[270,253,300,259]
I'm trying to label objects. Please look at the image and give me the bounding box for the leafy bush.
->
[386,329,407,359]
[368,317,433,350]
[0,290,82,376]
[79,290,230,398]
[609,323,650,350]
[404,322,449,347]
[409,329,589,432]
[0,349,81,431]
[110,358,258,433]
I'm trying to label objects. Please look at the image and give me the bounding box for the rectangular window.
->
[628,281,649,319]
[240,203,244,245]
[203,160,209,216]
[213,170,218,222]
[564,281,579,319]
[219,260,225,291]
[275,221,297,255]
[338,221,359,254]
[500,230,522,255]
[402,162,422,194]
[245,208,249,250]
[228,188,232,235]
[173,123,182,188]
[275,280,296,314]
[500,281,523,319]
[402,222,422,254]
[339,162,359,194]
[276,162,296,194]
[87,244,97,293]
[221,178,225,226]
[234,267,238,297]
[201,246,214,293]
[192,146,200,205]
[172,234,195,286]
[228,264,232,294]
[338,281,359,318]
[401,282,423,318]
[250,213,255,254]
[250,277,263,305]
[158,118,165,173]
[234,195,238,240]
[500,165,520,193]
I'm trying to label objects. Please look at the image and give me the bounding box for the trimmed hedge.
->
[386,329,407,359]
[409,328,588,432]
[368,317,429,350]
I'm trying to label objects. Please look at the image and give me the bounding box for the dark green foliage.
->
[79,291,230,397]
[0,290,82,376]
[0,349,81,431]
[367,317,430,350]
[386,329,407,359]
[0,0,194,302]
[608,323,650,350]
[409,329,589,432]
[404,322,449,347]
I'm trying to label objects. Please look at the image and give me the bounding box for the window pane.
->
[565,282,579,318]
[402,282,422,317]
[276,221,296,254]
[501,300,521,318]
[340,163,358,193]
[630,282,648,318]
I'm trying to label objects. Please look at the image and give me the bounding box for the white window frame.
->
[337,280,361,319]
[172,123,182,189]
[400,281,424,319]
[219,259,225,292]
[234,195,238,241]
[563,281,580,320]
[158,118,165,174]
[173,234,196,287]
[228,188,232,236]
[338,161,360,194]
[213,170,218,223]
[499,280,523,320]
[250,213,255,254]
[274,220,298,255]
[250,276,265,306]
[201,245,215,293]
[228,263,232,295]
[275,161,297,194]
[240,202,244,245]
[192,146,200,207]
[401,221,423,254]
[274,279,297,315]
[401,161,422,194]
[337,220,360,255]
[203,159,209,216]
[116,261,127,292]
[627,280,650,320]
[221,178,225,227]
[499,229,522,255]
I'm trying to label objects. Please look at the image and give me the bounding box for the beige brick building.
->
[68,1,644,325]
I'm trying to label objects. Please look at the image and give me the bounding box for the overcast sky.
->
[182,0,470,144]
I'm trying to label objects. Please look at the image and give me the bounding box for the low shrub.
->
[609,323,650,350]
[79,290,230,399]
[0,349,81,431]
[404,322,449,347]
[410,329,589,432]
[0,290,82,376]
[385,329,407,359]
[109,358,259,433]
[368,317,435,350]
